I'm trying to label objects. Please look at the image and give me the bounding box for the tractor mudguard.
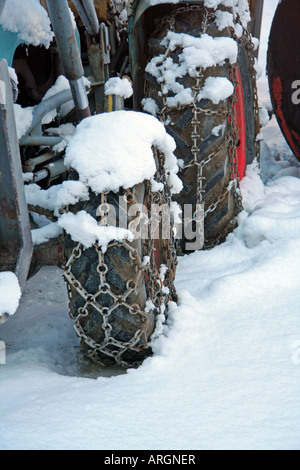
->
[0,0,22,67]
[267,0,300,162]
[0,28,23,68]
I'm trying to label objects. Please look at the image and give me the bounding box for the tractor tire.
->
[142,5,259,250]
[63,151,177,368]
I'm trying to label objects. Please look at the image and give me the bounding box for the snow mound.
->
[145,31,237,108]
[197,76,234,104]
[57,211,134,251]
[104,77,133,99]
[25,181,90,216]
[204,0,251,28]
[13,104,33,140]
[0,272,21,316]
[0,0,54,48]
[161,32,238,70]
[64,110,182,195]
[24,110,182,248]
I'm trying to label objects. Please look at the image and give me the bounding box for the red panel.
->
[234,66,247,180]
[270,75,300,160]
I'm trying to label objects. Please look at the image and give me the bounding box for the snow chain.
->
[146,3,261,249]
[63,150,177,368]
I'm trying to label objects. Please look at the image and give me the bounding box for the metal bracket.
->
[19,89,73,147]
[46,0,91,121]
[249,0,264,54]
[72,0,100,37]
[0,59,33,292]
[87,22,111,114]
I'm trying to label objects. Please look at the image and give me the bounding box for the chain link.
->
[147,3,260,247]
[63,149,177,368]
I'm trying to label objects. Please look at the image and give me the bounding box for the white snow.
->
[0,272,21,316]
[145,0,251,30]
[64,110,182,195]
[24,180,90,245]
[13,104,33,140]
[141,97,159,116]
[212,124,225,136]
[258,100,270,128]
[161,32,238,71]
[204,0,251,28]
[24,111,182,248]
[214,10,235,31]
[104,77,133,99]
[31,221,63,246]
[0,0,54,48]
[145,31,237,108]
[41,75,91,125]
[57,211,134,252]
[25,180,90,216]
[8,66,18,87]
[197,76,234,104]
[1,0,299,451]
[45,123,76,154]
[149,0,179,5]
[150,0,251,26]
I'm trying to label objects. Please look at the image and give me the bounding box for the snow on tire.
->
[141,5,258,250]
[60,111,181,367]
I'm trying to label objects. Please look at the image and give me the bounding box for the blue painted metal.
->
[0,26,24,67]
[46,0,91,120]
[0,18,81,69]
[0,0,6,18]
[72,0,99,36]
[46,0,84,81]
[19,89,74,147]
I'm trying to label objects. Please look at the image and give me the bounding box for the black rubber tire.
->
[141,6,257,250]
[63,157,177,368]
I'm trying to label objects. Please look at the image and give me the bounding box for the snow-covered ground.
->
[1,0,300,450]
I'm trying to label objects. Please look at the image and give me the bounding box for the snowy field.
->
[1,0,300,450]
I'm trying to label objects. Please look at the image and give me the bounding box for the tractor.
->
[0,0,289,368]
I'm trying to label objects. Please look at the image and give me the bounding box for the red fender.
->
[267,0,300,162]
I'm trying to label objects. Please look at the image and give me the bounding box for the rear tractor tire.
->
[141,4,260,251]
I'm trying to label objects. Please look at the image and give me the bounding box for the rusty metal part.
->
[0,59,33,292]
[0,312,9,324]
[28,235,64,278]
[25,159,68,185]
[46,0,91,121]
[249,0,264,56]
[46,0,84,80]
[22,150,58,173]
[86,22,110,114]
[28,204,57,222]
[72,0,100,36]
[68,78,91,120]
[19,89,73,147]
